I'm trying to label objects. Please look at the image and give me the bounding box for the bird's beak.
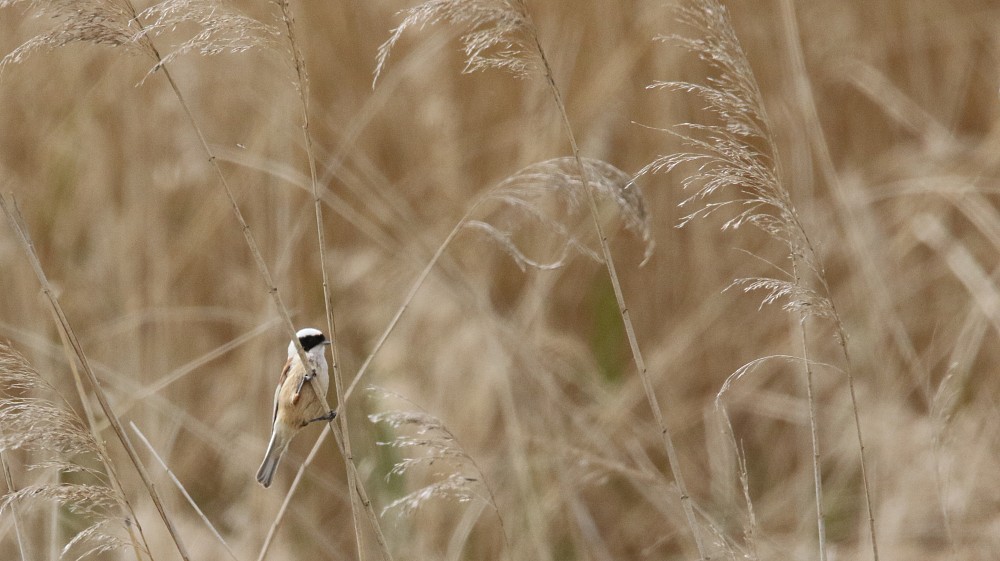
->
[321,340,332,346]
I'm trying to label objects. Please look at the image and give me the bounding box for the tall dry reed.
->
[2,0,999,560]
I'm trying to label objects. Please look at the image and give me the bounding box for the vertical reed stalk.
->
[319,393,395,561]
[794,260,827,561]
[778,2,878,559]
[273,2,385,559]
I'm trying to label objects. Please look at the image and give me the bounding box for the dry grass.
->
[2,0,1000,560]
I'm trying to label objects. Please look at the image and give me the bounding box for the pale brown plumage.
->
[273,355,326,428]
[256,328,331,488]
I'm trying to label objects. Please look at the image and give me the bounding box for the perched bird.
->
[256,327,336,488]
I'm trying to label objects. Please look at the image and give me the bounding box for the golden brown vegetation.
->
[2,0,1000,559]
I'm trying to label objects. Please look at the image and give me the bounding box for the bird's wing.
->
[272,356,293,426]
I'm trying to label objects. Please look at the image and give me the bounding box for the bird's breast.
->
[276,363,326,427]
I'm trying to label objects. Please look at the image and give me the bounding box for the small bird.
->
[256,327,336,488]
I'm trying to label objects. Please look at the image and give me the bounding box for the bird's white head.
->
[288,327,331,359]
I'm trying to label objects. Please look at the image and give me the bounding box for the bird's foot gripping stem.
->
[307,410,337,425]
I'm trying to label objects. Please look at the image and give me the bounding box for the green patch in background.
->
[590,273,625,384]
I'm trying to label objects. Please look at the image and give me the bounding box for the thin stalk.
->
[793,260,826,561]
[321,391,394,561]
[47,307,99,442]
[152,59,304,359]
[345,200,484,402]
[49,469,57,561]
[521,14,708,560]
[474,457,512,557]
[0,195,189,561]
[274,3,394,559]
[778,2,878,559]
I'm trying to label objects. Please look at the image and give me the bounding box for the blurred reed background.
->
[1,0,1000,559]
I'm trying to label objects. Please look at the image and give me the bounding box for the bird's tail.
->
[256,430,288,488]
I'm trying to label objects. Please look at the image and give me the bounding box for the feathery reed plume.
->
[644,7,805,245]
[134,0,281,78]
[0,446,29,561]
[0,0,280,77]
[0,344,141,561]
[0,0,153,73]
[643,2,832,556]
[469,157,654,270]
[373,0,536,85]
[644,1,877,559]
[368,386,509,550]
